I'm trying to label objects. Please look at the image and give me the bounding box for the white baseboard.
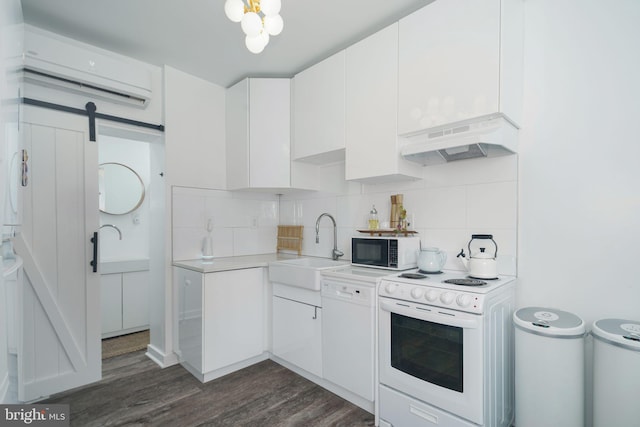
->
[145,344,179,368]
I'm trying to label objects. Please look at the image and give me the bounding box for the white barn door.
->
[14,105,100,401]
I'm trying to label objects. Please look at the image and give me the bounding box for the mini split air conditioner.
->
[22,29,152,108]
[400,113,519,166]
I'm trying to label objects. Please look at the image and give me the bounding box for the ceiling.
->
[20,0,431,88]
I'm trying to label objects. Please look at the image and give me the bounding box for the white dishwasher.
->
[321,277,376,402]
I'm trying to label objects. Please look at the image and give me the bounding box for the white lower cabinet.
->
[101,270,150,338]
[176,267,266,382]
[271,283,323,378]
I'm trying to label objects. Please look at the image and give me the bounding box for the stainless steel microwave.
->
[351,236,420,270]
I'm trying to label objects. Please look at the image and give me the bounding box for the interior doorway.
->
[97,124,164,359]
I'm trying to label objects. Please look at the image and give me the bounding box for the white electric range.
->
[378,269,517,427]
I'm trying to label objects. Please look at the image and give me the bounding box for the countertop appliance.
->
[351,235,420,270]
[377,269,516,427]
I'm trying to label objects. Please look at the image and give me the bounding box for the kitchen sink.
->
[268,257,350,290]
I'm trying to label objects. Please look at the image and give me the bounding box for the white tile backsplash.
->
[466,181,518,230]
[172,157,518,274]
[172,186,279,260]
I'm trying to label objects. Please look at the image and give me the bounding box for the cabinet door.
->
[345,22,421,183]
[122,270,150,330]
[398,0,501,134]
[292,51,345,163]
[176,267,204,371]
[272,295,322,377]
[100,273,122,335]
[249,78,291,188]
[203,268,264,372]
[226,78,291,190]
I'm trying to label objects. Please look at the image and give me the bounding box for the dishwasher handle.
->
[335,289,354,299]
[321,283,374,307]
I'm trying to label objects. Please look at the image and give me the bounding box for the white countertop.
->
[173,254,403,285]
[173,253,302,273]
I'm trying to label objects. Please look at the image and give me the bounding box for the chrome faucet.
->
[315,213,344,260]
[99,224,122,240]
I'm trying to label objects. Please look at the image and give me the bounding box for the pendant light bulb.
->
[246,32,268,54]
[264,14,283,36]
[224,0,244,23]
[260,0,281,16]
[241,11,263,37]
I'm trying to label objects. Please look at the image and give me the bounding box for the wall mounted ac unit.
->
[22,29,152,108]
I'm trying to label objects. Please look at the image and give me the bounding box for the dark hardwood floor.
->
[43,351,375,426]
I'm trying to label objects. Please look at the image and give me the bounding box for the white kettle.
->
[417,247,447,273]
[457,234,498,279]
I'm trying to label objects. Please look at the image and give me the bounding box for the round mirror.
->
[99,162,145,215]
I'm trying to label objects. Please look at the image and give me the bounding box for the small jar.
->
[368,205,379,230]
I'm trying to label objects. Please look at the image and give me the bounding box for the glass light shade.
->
[260,0,281,16]
[264,14,283,36]
[224,0,245,23]
[241,12,263,37]
[246,33,268,54]
[257,30,270,47]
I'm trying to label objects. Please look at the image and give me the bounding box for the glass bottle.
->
[368,205,379,230]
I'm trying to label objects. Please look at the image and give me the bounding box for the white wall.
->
[519,2,640,424]
[519,0,640,328]
[164,66,226,189]
[157,67,227,367]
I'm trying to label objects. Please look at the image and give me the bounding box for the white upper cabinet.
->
[226,78,291,190]
[398,0,523,135]
[345,23,421,183]
[292,51,346,164]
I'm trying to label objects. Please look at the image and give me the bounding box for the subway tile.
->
[466,181,518,229]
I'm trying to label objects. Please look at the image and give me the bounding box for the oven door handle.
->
[380,300,480,329]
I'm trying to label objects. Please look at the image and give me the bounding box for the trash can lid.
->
[592,318,640,351]
[514,306,585,337]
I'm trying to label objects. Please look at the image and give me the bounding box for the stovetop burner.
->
[444,278,487,286]
[399,272,427,279]
[468,275,499,281]
[418,269,442,274]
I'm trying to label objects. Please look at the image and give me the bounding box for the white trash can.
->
[592,318,640,427]
[513,307,585,427]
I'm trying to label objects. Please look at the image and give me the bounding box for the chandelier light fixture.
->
[224,0,284,54]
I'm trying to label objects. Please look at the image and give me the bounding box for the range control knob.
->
[385,283,398,294]
[425,290,439,302]
[411,288,424,299]
[456,294,472,308]
[440,292,454,305]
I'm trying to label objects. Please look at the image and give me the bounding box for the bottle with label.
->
[368,205,379,230]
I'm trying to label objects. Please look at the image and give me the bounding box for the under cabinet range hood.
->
[400,113,519,166]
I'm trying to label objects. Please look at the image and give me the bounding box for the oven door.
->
[379,297,484,425]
